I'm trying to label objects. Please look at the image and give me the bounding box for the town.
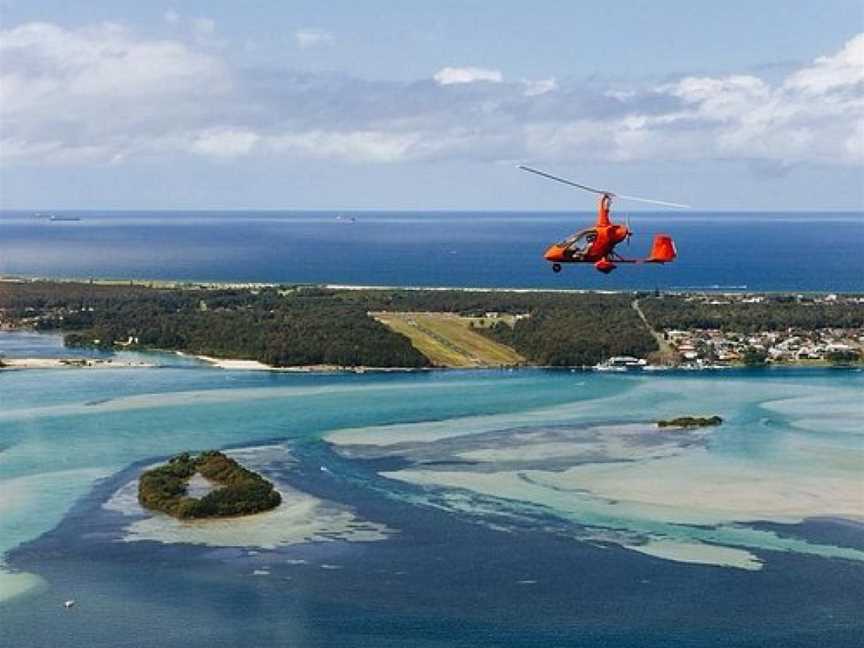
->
[653,293,864,368]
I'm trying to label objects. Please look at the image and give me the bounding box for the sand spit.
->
[190,353,422,373]
[0,358,153,371]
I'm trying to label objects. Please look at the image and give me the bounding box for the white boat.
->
[594,364,626,372]
[594,356,647,372]
[64,600,76,608]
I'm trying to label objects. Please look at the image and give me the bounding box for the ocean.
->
[1,211,863,647]
[2,210,863,292]
[1,332,863,647]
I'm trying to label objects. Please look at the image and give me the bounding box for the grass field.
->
[371,312,525,368]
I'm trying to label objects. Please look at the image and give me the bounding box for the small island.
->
[657,415,723,428]
[138,451,281,519]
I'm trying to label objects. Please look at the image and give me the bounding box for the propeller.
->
[518,165,690,209]
[625,214,632,246]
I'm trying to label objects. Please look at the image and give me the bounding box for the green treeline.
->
[138,451,282,519]
[640,297,864,332]
[486,303,657,366]
[6,283,428,367]
[2,281,862,368]
[0,282,660,366]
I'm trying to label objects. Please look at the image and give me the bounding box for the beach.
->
[0,357,153,370]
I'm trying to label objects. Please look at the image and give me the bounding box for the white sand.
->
[380,465,864,568]
[625,539,763,571]
[522,452,864,525]
[191,353,406,373]
[193,355,274,371]
[384,453,864,529]
[456,423,692,464]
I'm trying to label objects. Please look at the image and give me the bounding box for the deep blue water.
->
[2,211,862,291]
[8,451,864,648]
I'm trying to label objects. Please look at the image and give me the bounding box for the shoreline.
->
[2,279,860,372]
[185,353,423,374]
[2,346,859,374]
[0,357,154,371]
[2,274,862,297]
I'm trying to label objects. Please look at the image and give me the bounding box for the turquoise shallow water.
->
[1,331,863,646]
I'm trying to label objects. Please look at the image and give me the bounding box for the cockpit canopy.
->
[558,228,598,253]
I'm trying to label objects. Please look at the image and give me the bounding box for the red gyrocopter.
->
[519,165,688,274]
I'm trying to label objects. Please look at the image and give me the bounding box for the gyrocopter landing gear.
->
[552,263,562,273]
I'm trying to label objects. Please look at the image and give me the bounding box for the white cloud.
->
[434,66,503,85]
[294,29,333,49]
[785,33,864,94]
[1,22,861,169]
[269,130,419,162]
[0,21,231,163]
[652,40,864,164]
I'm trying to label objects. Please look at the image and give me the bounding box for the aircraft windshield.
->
[559,228,597,253]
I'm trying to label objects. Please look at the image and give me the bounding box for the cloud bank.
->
[1,22,862,167]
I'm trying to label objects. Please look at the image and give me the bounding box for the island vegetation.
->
[1,279,861,369]
[657,416,723,428]
[138,451,281,519]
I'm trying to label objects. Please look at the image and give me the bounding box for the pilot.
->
[566,231,596,259]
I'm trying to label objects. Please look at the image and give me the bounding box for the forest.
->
[484,302,656,366]
[0,281,658,366]
[1,282,429,368]
[639,296,864,331]
[2,280,862,368]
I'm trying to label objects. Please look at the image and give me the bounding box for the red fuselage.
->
[543,195,627,273]
[543,195,676,274]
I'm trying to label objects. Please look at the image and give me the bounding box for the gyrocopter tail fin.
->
[646,235,677,263]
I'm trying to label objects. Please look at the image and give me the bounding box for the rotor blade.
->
[518,166,611,196]
[615,194,690,209]
[519,165,690,208]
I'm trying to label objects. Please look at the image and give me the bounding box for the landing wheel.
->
[552,263,562,273]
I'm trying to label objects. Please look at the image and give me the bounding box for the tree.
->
[742,346,768,367]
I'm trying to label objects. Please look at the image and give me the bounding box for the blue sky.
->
[1,1,862,210]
